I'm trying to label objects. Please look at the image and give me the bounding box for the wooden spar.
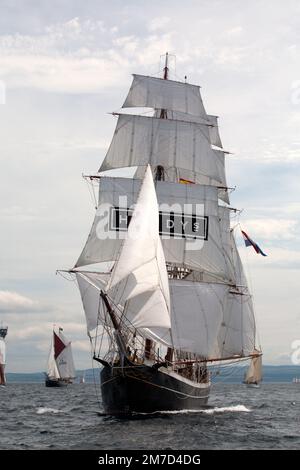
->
[100,290,119,330]
[100,291,128,357]
[171,353,262,366]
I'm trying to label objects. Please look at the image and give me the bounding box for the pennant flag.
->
[241,230,267,256]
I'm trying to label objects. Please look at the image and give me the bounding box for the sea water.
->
[0,383,299,450]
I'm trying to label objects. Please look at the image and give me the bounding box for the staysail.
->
[107,165,170,327]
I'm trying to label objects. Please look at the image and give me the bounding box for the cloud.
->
[226,26,243,36]
[0,291,42,313]
[72,340,91,352]
[9,321,86,340]
[0,55,125,93]
[148,17,170,32]
[243,218,298,241]
[241,246,300,270]
[0,205,42,222]
[10,325,50,340]
[0,17,174,93]
[277,352,293,361]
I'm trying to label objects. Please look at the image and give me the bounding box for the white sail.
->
[218,206,236,282]
[47,340,60,379]
[107,166,171,330]
[75,176,232,283]
[169,280,227,356]
[54,330,76,379]
[217,291,256,357]
[231,231,248,287]
[170,112,223,148]
[99,114,227,191]
[76,271,172,344]
[123,74,207,117]
[0,338,6,365]
[216,231,256,357]
[207,115,222,148]
[76,272,109,332]
[244,354,262,384]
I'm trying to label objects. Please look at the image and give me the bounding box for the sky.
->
[0,0,300,372]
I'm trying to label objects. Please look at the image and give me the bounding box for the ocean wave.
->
[36,407,63,415]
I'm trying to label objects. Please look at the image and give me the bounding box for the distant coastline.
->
[5,365,300,384]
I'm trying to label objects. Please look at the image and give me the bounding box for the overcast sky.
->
[0,0,299,372]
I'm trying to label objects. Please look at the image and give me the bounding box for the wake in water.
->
[128,404,251,417]
[199,405,251,415]
[36,407,64,415]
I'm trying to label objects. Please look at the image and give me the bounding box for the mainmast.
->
[159,52,173,362]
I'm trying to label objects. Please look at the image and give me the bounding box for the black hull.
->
[100,363,210,415]
[45,378,69,388]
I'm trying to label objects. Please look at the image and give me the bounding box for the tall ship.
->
[0,326,8,387]
[45,327,76,387]
[62,54,262,414]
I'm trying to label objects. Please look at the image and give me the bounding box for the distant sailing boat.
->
[244,353,262,388]
[79,372,85,384]
[45,327,76,387]
[0,326,8,387]
[61,53,262,415]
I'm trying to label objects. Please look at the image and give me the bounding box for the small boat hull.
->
[45,378,69,388]
[100,363,210,415]
[245,383,260,388]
